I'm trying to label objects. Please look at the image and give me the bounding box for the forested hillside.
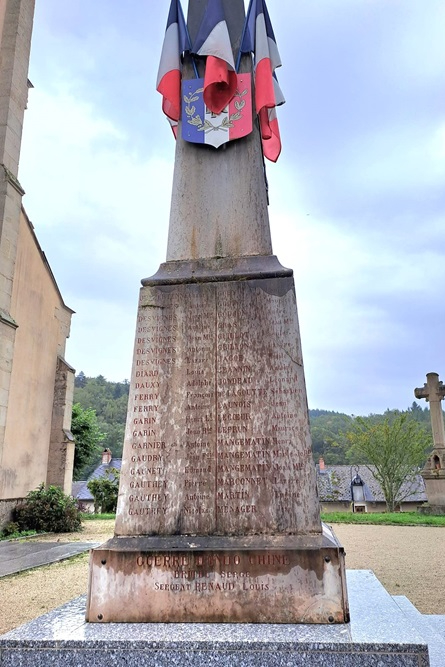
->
[74,372,130,461]
[73,373,433,470]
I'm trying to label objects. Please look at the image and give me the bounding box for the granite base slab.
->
[0,571,429,666]
[392,596,443,667]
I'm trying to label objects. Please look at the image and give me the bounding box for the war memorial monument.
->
[0,0,434,664]
[85,0,349,626]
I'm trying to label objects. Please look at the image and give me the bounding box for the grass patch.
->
[321,511,445,527]
[81,513,116,521]
[0,529,39,541]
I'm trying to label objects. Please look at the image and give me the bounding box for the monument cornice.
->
[142,255,293,287]
[1,164,25,196]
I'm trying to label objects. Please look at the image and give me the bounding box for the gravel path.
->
[0,521,443,635]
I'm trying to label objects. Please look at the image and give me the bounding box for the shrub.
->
[13,484,82,533]
[1,521,20,537]
[87,468,120,514]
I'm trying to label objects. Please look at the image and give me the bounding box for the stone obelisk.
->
[86,0,349,624]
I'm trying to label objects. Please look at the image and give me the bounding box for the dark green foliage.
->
[73,375,129,477]
[71,371,438,475]
[309,402,435,466]
[1,521,20,537]
[87,468,120,514]
[13,484,82,533]
[0,526,38,540]
[73,374,129,465]
[309,410,353,464]
[74,371,87,388]
[71,403,105,480]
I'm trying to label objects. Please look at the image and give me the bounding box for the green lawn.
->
[81,513,116,521]
[80,511,445,527]
[321,511,445,526]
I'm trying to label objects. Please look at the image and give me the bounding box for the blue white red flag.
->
[156,0,188,135]
[182,74,252,149]
[191,0,237,115]
[241,0,284,162]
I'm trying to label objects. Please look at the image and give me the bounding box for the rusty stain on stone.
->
[86,269,349,624]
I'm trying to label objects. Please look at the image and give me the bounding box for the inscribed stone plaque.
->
[86,530,347,624]
[114,276,321,538]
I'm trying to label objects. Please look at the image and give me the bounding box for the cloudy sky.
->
[18,0,445,416]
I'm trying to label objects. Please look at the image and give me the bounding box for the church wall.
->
[0,208,73,501]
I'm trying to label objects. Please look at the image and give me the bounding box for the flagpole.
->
[235,0,255,73]
[178,0,199,79]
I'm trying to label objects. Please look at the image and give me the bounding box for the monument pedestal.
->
[0,572,430,666]
[86,525,348,624]
[86,260,348,624]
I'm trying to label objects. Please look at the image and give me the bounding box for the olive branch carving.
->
[183,86,248,133]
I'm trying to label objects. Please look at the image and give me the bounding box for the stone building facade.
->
[0,0,75,525]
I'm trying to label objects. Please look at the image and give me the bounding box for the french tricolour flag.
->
[192,0,237,115]
[242,0,285,162]
[156,0,188,136]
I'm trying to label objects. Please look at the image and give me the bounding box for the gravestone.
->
[415,372,445,512]
[85,0,349,624]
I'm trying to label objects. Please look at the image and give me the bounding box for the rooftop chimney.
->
[102,448,112,465]
[319,457,325,471]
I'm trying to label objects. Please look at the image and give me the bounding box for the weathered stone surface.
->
[85,272,349,624]
[415,373,445,448]
[87,528,348,624]
[114,275,320,538]
[415,372,445,507]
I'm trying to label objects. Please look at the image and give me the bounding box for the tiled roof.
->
[73,459,427,505]
[71,481,86,498]
[74,459,122,501]
[317,464,426,503]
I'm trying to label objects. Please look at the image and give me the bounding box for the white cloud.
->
[19,86,176,380]
[16,0,445,415]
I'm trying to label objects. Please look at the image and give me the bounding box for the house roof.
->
[74,459,122,501]
[71,481,86,498]
[73,460,427,505]
[317,464,427,503]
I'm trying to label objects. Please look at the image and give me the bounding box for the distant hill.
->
[73,373,433,469]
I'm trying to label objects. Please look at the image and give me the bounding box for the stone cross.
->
[414,372,445,448]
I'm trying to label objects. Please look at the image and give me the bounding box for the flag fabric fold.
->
[241,0,284,162]
[192,0,237,115]
[156,0,188,131]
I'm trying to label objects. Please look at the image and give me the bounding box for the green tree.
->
[71,403,105,480]
[87,468,120,513]
[74,371,87,388]
[346,413,431,511]
[73,374,129,464]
